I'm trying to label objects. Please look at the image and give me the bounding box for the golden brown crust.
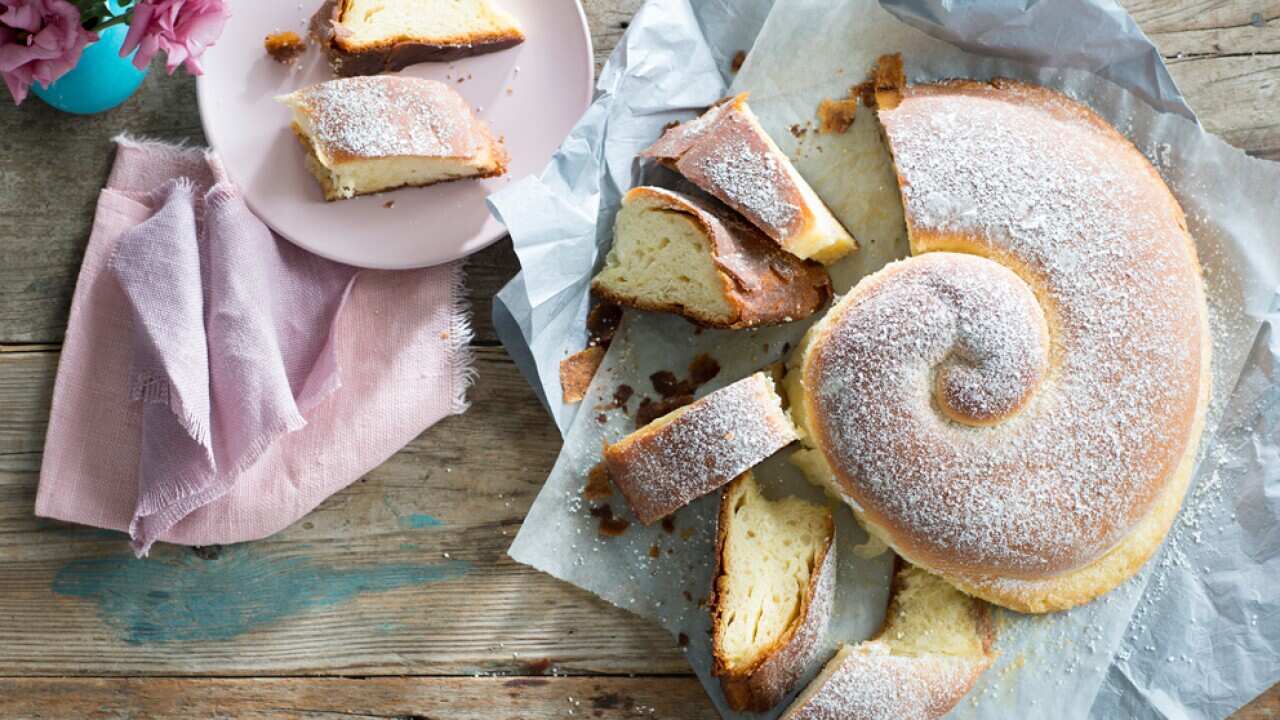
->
[780,562,994,720]
[605,373,796,525]
[643,95,805,241]
[559,346,606,404]
[292,121,506,202]
[790,68,1211,612]
[592,187,832,329]
[284,75,509,201]
[641,95,857,264]
[711,475,837,711]
[312,0,525,77]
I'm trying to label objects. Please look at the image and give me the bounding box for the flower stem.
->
[88,13,132,33]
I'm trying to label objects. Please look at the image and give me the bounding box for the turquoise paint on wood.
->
[52,546,469,645]
[398,513,444,529]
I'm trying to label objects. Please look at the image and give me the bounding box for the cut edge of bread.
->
[289,122,506,201]
[310,0,524,76]
[332,0,525,53]
[592,186,833,329]
[280,75,509,203]
[781,562,995,720]
[712,472,836,712]
[592,190,739,326]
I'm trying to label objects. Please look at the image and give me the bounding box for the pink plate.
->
[197,0,593,269]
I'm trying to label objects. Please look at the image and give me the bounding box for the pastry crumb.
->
[560,346,606,404]
[818,96,858,133]
[583,462,613,502]
[264,31,306,64]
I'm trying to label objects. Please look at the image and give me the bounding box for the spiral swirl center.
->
[929,258,1049,426]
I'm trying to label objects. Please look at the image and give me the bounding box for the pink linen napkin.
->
[36,136,474,556]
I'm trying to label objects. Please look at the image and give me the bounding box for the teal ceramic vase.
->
[31,0,148,115]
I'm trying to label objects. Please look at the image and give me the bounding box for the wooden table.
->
[0,1,1276,717]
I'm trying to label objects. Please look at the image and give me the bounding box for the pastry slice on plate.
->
[279,76,508,201]
[712,472,836,711]
[313,0,525,76]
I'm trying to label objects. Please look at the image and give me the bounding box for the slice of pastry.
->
[312,0,525,77]
[279,76,508,201]
[781,563,995,720]
[605,372,796,524]
[592,187,832,329]
[641,95,856,265]
[712,473,836,712]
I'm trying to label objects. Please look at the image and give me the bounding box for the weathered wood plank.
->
[0,676,1273,719]
[583,0,645,69]
[1167,53,1280,160]
[1124,0,1280,55]
[1125,0,1280,160]
[0,676,720,719]
[0,347,690,676]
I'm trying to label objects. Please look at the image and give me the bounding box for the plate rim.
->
[195,0,595,270]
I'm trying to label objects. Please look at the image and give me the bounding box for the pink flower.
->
[120,0,227,76]
[0,0,97,105]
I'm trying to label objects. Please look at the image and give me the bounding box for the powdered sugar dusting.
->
[644,98,803,239]
[608,373,796,523]
[783,643,985,720]
[698,136,799,234]
[807,81,1206,578]
[292,76,477,160]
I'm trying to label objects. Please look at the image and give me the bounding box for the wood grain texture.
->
[0,347,689,676]
[0,677,720,719]
[0,677,1273,720]
[1127,0,1280,55]
[0,0,1276,717]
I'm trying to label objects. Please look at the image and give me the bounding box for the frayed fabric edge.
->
[447,260,477,415]
[113,132,211,162]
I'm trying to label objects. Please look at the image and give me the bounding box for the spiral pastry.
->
[788,79,1211,613]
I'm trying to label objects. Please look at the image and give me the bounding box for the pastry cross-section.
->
[279,76,508,201]
[312,0,525,77]
[592,187,832,329]
[712,473,836,712]
[782,563,994,720]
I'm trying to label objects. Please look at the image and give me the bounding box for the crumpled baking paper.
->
[490,1,1280,717]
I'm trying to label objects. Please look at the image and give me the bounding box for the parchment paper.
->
[492,1,1280,717]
